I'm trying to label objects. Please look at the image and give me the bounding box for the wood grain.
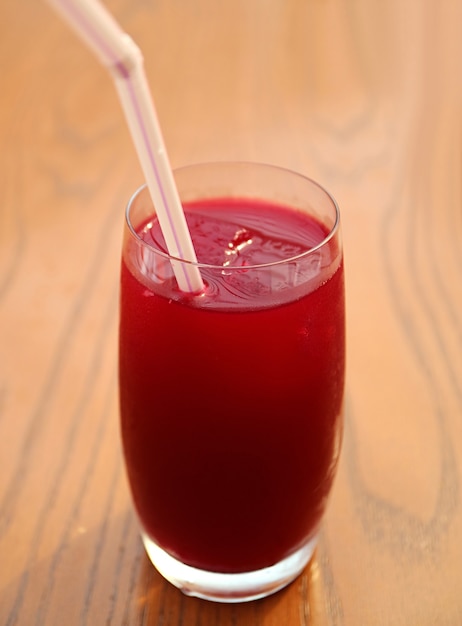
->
[1,1,461,624]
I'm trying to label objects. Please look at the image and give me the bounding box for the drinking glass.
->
[119,162,345,602]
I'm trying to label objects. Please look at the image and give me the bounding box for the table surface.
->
[2,1,462,624]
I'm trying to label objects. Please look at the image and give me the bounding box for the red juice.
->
[119,197,345,574]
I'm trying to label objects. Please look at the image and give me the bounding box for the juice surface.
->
[119,198,345,573]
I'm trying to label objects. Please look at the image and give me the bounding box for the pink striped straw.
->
[46,0,204,293]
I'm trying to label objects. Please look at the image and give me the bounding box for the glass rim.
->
[125,161,341,271]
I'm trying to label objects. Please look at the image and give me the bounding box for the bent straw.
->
[45,0,204,293]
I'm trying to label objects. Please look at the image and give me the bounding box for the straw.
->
[45,0,204,294]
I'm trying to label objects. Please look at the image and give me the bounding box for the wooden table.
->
[2,1,462,624]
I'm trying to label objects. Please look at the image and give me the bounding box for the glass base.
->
[141,532,318,603]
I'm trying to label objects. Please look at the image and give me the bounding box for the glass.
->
[119,162,345,602]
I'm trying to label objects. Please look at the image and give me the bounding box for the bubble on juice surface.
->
[221,228,253,272]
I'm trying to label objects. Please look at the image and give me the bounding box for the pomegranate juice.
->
[119,197,345,574]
